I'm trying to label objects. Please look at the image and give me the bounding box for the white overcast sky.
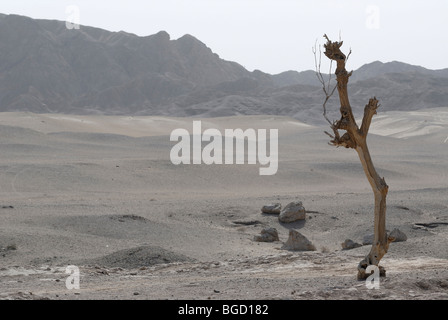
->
[1,0,447,74]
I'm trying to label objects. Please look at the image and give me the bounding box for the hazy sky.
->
[2,0,447,74]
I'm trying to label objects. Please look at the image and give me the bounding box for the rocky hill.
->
[0,13,447,122]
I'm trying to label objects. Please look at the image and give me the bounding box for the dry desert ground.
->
[0,109,447,300]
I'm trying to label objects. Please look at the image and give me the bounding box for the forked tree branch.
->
[360,97,380,137]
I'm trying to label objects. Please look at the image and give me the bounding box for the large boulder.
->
[254,228,279,242]
[281,230,316,251]
[278,201,306,223]
[261,203,282,214]
[390,228,407,242]
[341,239,362,250]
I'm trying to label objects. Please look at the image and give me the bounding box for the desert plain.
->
[0,109,447,300]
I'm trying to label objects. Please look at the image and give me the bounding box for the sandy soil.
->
[0,110,447,300]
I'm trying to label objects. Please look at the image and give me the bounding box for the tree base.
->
[357,264,386,280]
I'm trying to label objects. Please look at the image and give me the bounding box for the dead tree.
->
[314,34,395,280]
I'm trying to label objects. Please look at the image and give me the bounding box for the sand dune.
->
[369,107,448,140]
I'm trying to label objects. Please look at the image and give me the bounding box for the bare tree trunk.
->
[320,35,394,279]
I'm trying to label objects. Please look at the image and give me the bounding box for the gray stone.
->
[341,239,362,250]
[278,201,306,223]
[412,224,428,231]
[254,228,279,242]
[362,234,374,245]
[390,228,407,242]
[261,203,282,214]
[281,230,316,251]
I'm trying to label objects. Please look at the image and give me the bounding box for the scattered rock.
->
[110,214,147,223]
[281,230,316,251]
[362,234,374,245]
[390,228,407,242]
[254,228,279,242]
[1,205,14,209]
[278,201,306,223]
[261,203,281,214]
[414,222,448,229]
[233,220,262,226]
[4,244,17,251]
[412,224,428,231]
[363,229,404,245]
[341,239,362,250]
